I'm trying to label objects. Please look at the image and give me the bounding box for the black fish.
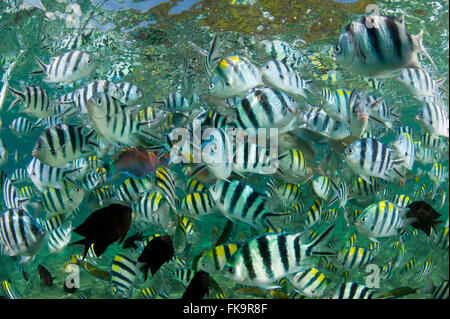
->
[138,235,174,280]
[37,265,53,287]
[407,201,443,236]
[182,270,210,300]
[70,204,132,258]
[121,232,146,250]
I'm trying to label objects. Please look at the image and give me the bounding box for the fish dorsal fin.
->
[414,30,437,70]
[396,15,405,26]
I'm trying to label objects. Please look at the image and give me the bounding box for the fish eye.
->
[360,217,366,223]
[86,57,90,63]
[212,144,219,153]
[347,148,353,154]
[209,84,215,90]
[97,98,102,104]
[266,64,270,69]
[225,82,230,87]
[335,45,341,54]
[226,266,235,274]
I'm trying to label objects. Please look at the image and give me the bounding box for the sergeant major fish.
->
[333,15,436,77]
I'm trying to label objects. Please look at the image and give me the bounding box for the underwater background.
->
[0,0,448,299]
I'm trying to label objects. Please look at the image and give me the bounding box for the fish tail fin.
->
[415,29,437,70]
[7,87,24,111]
[30,56,47,75]
[69,238,91,260]
[304,224,336,257]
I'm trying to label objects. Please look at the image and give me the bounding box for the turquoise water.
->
[0,0,448,299]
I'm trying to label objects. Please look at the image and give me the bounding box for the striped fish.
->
[322,208,339,223]
[311,176,339,204]
[114,176,154,204]
[430,280,449,299]
[3,177,21,209]
[31,51,93,83]
[415,103,449,138]
[346,233,358,247]
[110,252,138,298]
[185,179,207,194]
[428,163,448,190]
[181,192,216,219]
[302,198,323,229]
[414,141,440,164]
[207,41,263,98]
[155,166,178,211]
[260,40,304,67]
[194,109,227,130]
[7,86,52,118]
[232,88,299,134]
[434,223,449,250]
[392,194,411,208]
[48,222,72,254]
[156,89,200,113]
[392,132,415,170]
[209,179,285,230]
[355,200,414,241]
[18,186,35,202]
[141,287,158,299]
[117,82,143,105]
[40,179,86,215]
[343,138,404,183]
[333,15,436,77]
[34,115,65,128]
[319,88,351,122]
[86,93,161,146]
[172,268,196,287]
[32,124,99,168]
[299,105,351,141]
[0,208,45,262]
[233,140,278,175]
[222,224,336,289]
[199,127,233,180]
[10,168,28,184]
[260,59,310,98]
[9,117,41,136]
[397,68,446,102]
[73,80,124,114]
[403,257,417,273]
[275,182,303,204]
[197,242,241,274]
[288,267,328,298]
[415,255,433,280]
[337,246,374,270]
[332,282,375,299]
[131,192,170,229]
[27,158,79,192]
[277,149,308,179]
[37,214,65,232]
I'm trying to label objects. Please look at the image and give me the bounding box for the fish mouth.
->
[32,148,38,158]
[358,113,369,125]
